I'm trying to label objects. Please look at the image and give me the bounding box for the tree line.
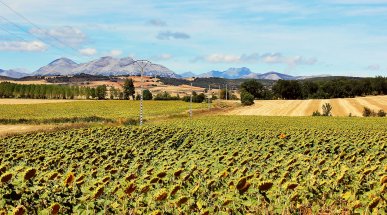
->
[0,79,200,102]
[240,77,387,105]
[0,82,107,99]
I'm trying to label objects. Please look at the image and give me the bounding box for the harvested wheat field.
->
[0,80,49,85]
[227,95,387,116]
[0,99,78,105]
[0,124,75,137]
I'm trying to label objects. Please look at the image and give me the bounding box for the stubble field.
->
[227,95,387,116]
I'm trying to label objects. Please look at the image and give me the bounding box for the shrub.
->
[182,92,205,103]
[312,110,321,116]
[240,90,254,106]
[377,109,386,117]
[363,107,376,117]
[363,107,372,117]
[154,91,179,100]
[322,103,332,116]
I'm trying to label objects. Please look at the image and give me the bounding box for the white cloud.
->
[151,53,173,61]
[30,26,86,47]
[198,53,317,67]
[79,48,97,56]
[205,54,241,63]
[108,49,123,57]
[261,53,317,66]
[156,31,190,40]
[0,41,47,52]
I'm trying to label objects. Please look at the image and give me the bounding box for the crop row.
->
[0,116,386,214]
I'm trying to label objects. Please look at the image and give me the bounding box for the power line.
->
[0,24,30,42]
[0,1,89,62]
[0,0,80,53]
[0,15,89,63]
[0,24,71,57]
[0,15,63,51]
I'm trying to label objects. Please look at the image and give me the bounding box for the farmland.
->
[1,116,386,214]
[0,99,76,105]
[0,100,207,124]
[227,95,387,117]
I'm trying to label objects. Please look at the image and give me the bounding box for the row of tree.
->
[0,78,139,100]
[273,77,387,100]
[240,77,387,105]
[0,82,107,100]
[0,80,202,102]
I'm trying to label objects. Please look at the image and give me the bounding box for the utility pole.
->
[225,84,228,100]
[190,83,193,119]
[218,85,221,100]
[208,85,211,109]
[130,60,151,126]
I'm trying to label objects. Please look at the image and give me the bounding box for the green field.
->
[1,116,386,214]
[0,100,207,124]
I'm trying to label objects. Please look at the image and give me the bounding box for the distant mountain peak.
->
[0,68,30,78]
[179,71,196,78]
[34,57,179,78]
[196,68,302,80]
[199,67,255,79]
[48,57,78,66]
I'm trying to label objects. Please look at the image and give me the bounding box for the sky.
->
[0,0,387,77]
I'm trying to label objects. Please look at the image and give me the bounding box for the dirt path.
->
[226,96,387,116]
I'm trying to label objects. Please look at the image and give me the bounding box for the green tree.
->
[240,80,266,99]
[272,80,302,100]
[142,89,153,100]
[123,78,135,100]
[90,88,97,99]
[301,81,319,99]
[96,85,107,100]
[240,90,254,106]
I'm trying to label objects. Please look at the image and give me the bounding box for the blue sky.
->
[1,0,387,77]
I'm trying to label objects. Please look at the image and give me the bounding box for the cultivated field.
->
[227,95,387,116]
[0,116,386,214]
[0,100,207,123]
[0,99,77,105]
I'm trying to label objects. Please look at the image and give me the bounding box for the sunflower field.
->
[0,116,386,214]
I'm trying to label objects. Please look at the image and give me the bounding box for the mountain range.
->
[1,56,329,80]
[0,68,30,79]
[33,56,178,78]
[181,67,325,80]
